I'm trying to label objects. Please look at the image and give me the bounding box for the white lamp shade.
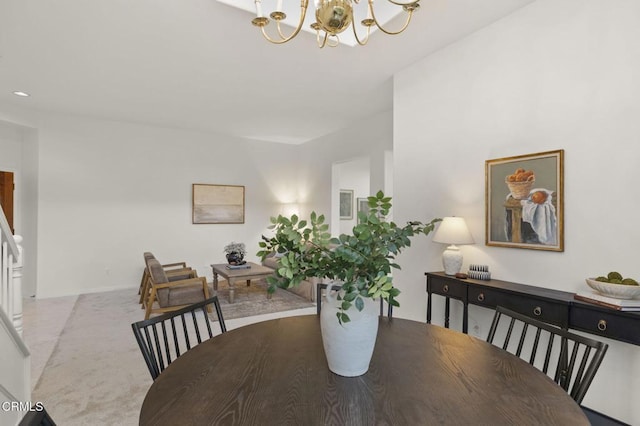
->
[432,217,474,275]
[432,217,475,245]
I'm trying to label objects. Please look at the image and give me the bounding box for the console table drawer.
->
[428,277,466,300]
[468,287,569,328]
[570,304,640,346]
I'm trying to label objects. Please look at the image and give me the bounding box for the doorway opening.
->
[0,171,14,234]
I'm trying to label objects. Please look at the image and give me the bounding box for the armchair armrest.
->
[166,268,197,280]
[161,262,188,269]
[153,276,206,290]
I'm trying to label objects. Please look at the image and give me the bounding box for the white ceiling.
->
[0,0,534,144]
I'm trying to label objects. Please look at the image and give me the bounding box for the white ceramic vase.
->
[320,290,379,377]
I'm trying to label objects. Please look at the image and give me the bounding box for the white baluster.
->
[1,239,7,316]
[12,235,24,336]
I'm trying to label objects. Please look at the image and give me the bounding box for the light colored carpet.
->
[31,285,314,425]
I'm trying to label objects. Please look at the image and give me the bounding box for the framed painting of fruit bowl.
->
[485,149,564,251]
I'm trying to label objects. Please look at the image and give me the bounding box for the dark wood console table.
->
[426,271,640,346]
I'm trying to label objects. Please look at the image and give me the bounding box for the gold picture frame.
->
[485,150,564,251]
[192,184,245,224]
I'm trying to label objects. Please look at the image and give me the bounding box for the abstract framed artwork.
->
[192,184,245,224]
[485,149,564,251]
[339,189,354,220]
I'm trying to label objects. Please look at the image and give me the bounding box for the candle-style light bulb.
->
[255,0,263,17]
[276,0,283,12]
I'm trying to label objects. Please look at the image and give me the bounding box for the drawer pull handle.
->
[442,285,449,293]
[598,320,607,331]
[477,293,485,302]
[533,306,542,316]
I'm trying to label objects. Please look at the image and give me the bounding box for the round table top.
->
[140,315,588,425]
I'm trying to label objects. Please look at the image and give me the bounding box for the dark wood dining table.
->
[139,315,589,425]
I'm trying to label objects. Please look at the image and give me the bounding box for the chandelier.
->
[251,0,420,48]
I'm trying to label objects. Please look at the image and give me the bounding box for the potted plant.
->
[258,191,440,376]
[224,241,246,265]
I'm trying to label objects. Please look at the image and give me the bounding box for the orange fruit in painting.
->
[531,191,547,204]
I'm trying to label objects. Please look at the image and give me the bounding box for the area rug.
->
[31,285,313,425]
[214,279,314,320]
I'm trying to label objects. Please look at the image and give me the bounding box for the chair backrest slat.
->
[503,318,515,351]
[180,313,191,350]
[528,328,542,365]
[515,323,528,356]
[199,306,214,339]
[542,332,555,374]
[191,310,202,344]
[169,317,180,359]
[131,296,227,380]
[140,327,160,379]
[160,322,172,366]
[572,346,591,394]
[213,301,227,333]
[486,306,608,404]
[151,325,166,372]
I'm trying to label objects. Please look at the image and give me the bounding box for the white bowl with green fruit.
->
[586,272,640,299]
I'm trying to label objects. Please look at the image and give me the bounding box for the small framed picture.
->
[357,197,370,224]
[339,189,354,220]
[485,150,564,251]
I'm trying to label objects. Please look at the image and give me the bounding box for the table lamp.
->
[432,217,475,276]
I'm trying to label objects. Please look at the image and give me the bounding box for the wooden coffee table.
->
[210,262,274,303]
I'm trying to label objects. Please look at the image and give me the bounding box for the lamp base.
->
[442,245,463,276]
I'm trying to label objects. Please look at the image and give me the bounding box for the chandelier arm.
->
[258,1,309,44]
[370,3,414,36]
[275,20,289,40]
[317,31,329,48]
[352,20,371,46]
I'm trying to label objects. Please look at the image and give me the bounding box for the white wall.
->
[0,106,392,300]
[0,111,300,298]
[332,157,370,235]
[393,0,640,422]
[297,110,393,232]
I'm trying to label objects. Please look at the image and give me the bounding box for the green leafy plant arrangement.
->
[258,191,441,323]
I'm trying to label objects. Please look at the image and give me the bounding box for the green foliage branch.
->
[258,191,441,324]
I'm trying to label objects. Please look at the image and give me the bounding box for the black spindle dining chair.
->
[131,296,227,380]
[486,305,608,404]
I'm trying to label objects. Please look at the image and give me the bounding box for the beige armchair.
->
[138,252,193,306]
[144,258,212,319]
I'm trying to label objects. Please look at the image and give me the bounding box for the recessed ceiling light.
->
[13,91,30,97]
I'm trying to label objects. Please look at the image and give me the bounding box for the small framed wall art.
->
[357,197,370,224]
[339,189,354,220]
[485,149,564,251]
[192,184,245,224]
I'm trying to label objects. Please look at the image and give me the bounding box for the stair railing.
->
[0,204,24,335]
